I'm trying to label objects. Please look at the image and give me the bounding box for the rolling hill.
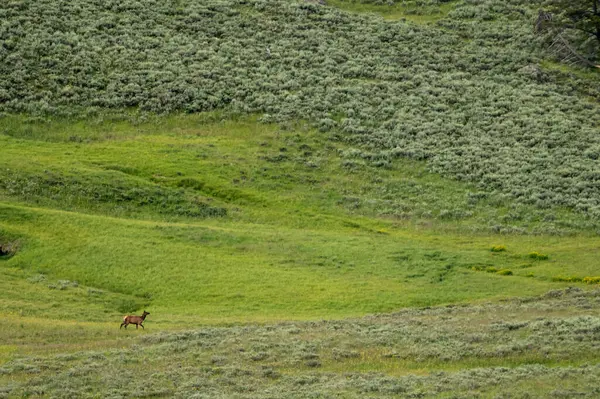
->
[1,0,600,397]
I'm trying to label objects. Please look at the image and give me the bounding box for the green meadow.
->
[1,114,600,352]
[2,0,600,396]
[0,114,600,397]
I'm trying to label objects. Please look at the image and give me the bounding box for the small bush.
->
[490,245,507,252]
[250,352,269,361]
[27,274,46,284]
[57,280,78,290]
[528,252,549,260]
[583,276,600,284]
[261,367,280,379]
[211,356,227,366]
[332,349,360,360]
[518,263,534,269]
[552,276,582,283]
[497,269,513,276]
[305,360,321,368]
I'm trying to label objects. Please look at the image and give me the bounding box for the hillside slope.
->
[1,0,600,396]
[1,0,600,221]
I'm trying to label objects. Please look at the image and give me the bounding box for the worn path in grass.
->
[1,115,600,361]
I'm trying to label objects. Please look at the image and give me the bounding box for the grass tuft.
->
[490,245,507,253]
[528,252,549,261]
[582,276,600,285]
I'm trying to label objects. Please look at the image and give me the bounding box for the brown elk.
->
[120,310,150,330]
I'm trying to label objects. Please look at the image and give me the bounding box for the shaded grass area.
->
[2,288,600,397]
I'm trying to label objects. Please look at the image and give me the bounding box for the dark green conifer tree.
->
[541,0,600,63]
[546,0,600,45]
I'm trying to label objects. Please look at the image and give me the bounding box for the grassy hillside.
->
[2,0,600,396]
[2,0,600,220]
[1,114,600,344]
[3,288,600,397]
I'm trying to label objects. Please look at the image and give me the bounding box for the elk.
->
[120,310,150,330]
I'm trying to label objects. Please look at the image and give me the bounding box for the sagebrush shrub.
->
[582,276,600,285]
[528,252,549,260]
[490,245,507,252]
[551,276,581,282]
